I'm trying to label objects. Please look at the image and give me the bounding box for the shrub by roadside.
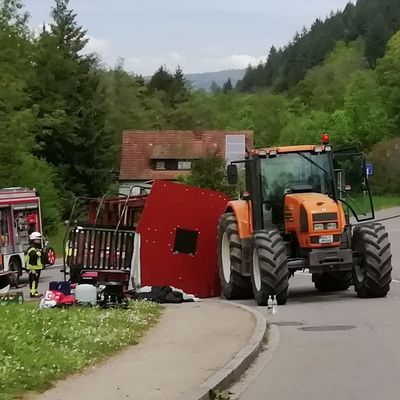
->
[0,301,161,400]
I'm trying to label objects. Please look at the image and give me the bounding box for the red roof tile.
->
[119,130,254,181]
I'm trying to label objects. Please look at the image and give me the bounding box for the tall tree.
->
[31,0,114,206]
[148,65,174,93]
[0,0,60,231]
[377,30,400,131]
[170,65,190,105]
[222,78,233,93]
[365,13,390,68]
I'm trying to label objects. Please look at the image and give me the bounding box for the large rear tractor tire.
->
[352,223,392,298]
[251,230,289,306]
[217,213,252,300]
[313,271,352,292]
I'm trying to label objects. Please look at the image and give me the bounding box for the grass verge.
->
[372,195,400,211]
[46,223,65,258]
[0,301,162,400]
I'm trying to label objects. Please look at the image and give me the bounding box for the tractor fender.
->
[225,200,253,239]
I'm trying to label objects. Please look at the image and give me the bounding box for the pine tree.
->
[0,0,60,231]
[365,13,390,68]
[210,81,221,94]
[222,78,233,93]
[31,0,114,204]
[171,65,189,105]
[148,65,174,93]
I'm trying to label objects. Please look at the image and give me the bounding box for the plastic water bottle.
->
[267,295,273,314]
[272,295,278,314]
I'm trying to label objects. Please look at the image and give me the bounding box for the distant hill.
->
[238,0,400,92]
[185,69,245,91]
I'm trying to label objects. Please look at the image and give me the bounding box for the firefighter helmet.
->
[29,231,42,241]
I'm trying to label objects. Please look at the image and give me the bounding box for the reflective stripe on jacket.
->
[25,246,43,270]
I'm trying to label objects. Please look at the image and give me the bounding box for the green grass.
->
[343,195,400,217]
[0,301,162,400]
[47,224,65,258]
[372,195,400,211]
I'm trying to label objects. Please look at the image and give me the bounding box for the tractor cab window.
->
[260,152,334,202]
[259,152,334,227]
[333,150,374,222]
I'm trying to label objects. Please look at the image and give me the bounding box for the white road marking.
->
[296,274,400,285]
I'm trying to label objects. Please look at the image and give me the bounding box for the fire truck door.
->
[0,207,13,271]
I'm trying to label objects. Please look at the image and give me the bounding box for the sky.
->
[23,0,354,75]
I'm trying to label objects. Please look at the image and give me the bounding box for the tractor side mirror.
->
[227,164,238,185]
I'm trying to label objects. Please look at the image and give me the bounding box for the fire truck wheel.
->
[45,247,56,266]
[9,257,22,286]
[352,223,392,298]
[218,213,252,300]
[312,271,352,292]
[251,230,289,306]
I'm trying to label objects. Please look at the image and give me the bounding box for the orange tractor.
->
[218,135,392,305]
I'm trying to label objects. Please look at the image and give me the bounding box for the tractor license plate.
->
[319,235,334,244]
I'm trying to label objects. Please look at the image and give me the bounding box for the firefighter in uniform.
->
[25,231,44,298]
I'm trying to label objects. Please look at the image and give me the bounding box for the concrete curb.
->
[184,301,268,400]
[229,324,280,400]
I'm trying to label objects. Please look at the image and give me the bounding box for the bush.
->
[178,152,243,198]
[368,138,400,195]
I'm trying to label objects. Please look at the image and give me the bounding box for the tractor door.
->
[333,148,374,222]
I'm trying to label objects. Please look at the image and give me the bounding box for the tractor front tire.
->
[251,230,289,306]
[352,223,392,298]
[313,271,352,292]
[217,213,252,300]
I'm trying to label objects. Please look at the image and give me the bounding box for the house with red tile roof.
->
[119,130,254,194]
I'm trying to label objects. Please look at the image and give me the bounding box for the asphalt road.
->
[236,208,400,400]
[10,260,64,298]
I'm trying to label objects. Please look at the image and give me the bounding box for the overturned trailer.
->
[63,181,229,297]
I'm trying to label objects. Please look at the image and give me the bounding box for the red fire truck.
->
[0,187,56,285]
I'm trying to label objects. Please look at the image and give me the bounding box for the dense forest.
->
[0,0,399,234]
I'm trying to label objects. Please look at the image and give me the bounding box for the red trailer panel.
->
[137,181,229,298]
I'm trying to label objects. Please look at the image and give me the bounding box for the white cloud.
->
[125,52,187,75]
[83,35,111,56]
[124,52,265,75]
[202,54,266,71]
[32,25,112,59]
[32,23,51,37]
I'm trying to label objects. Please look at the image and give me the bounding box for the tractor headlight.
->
[326,222,338,230]
[314,223,324,231]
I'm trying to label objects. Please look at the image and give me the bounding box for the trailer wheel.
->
[352,223,392,298]
[313,271,352,292]
[251,230,289,306]
[9,257,22,287]
[217,213,252,300]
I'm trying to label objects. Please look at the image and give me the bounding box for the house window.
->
[152,160,192,171]
[155,161,165,170]
[178,161,192,170]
